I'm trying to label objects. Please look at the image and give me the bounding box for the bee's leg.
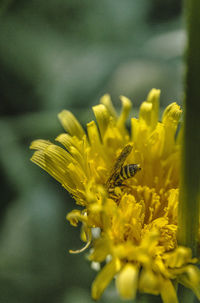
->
[120,183,133,192]
[108,186,122,201]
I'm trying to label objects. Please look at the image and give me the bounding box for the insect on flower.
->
[106,144,141,199]
[30,90,200,303]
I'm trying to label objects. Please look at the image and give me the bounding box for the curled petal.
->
[69,223,92,254]
[66,209,87,226]
[67,211,91,254]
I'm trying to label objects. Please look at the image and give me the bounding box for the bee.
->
[106,144,141,199]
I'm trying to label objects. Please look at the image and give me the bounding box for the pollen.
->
[30,89,200,303]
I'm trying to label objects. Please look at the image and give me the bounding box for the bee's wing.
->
[106,144,133,187]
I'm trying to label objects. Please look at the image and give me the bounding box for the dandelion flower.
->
[30,89,200,303]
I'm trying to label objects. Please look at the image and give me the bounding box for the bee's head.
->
[129,164,141,176]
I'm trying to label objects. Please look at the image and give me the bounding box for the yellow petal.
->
[92,258,121,300]
[66,209,87,226]
[139,101,152,126]
[177,265,200,300]
[31,150,70,188]
[146,123,165,159]
[160,279,178,303]
[92,104,110,139]
[116,264,138,299]
[139,89,160,130]
[55,133,77,151]
[146,88,160,129]
[100,94,117,119]
[162,102,182,126]
[30,139,52,150]
[139,268,160,295]
[164,246,193,268]
[58,110,85,139]
[89,237,110,262]
[131,117,139,143]
[67,162,87,186]
[117,96,132,128]
[31,145,85,197]
[161,103,182,156]
[87,121,102,152]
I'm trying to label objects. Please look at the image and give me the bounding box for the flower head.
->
[30,89,200,302]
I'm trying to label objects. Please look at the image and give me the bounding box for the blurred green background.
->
[0,1,184,302]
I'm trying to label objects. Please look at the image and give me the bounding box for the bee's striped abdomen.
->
[114,164,141,185]
[120,165,129,180]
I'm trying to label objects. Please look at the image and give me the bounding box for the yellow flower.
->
[30,89,200,303]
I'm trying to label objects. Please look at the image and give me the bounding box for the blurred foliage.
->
[0,1,184,302]
[148,0,182,22]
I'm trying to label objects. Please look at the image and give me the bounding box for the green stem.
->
[178,0,200,257]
